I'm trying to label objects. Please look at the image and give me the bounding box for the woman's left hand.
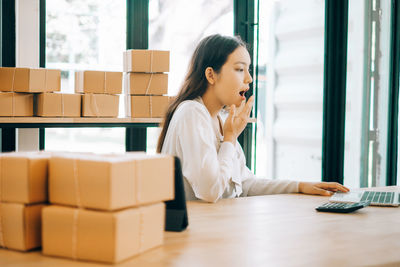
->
[298,182,350,196]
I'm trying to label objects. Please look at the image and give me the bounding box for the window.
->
[256,0,325,181]
[147,0,234,153]
[45,0,126,153]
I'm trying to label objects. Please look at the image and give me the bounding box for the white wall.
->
[15,0,40,151]
[16,0,40,68]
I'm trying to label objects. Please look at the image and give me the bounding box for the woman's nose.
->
[245,71,253,84]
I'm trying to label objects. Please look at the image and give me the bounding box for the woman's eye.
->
[237,69,244,72]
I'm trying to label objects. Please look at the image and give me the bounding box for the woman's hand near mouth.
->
[223,95,255,144]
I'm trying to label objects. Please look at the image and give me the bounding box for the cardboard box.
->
[0,152,50,204]
[0,67,60,93]
[42,203,165,263]
[124,73,168,95]
[49,153,174,210]
[123,50,169,73]
[0,67,17,92]
[75,71,122,94]
[0,92,33,116]
[14,68,46,92]
[43,69,61,92]
[81,94,119,117]
[0,203,46,251]
[126,95,169,118]
[35,93,81,117]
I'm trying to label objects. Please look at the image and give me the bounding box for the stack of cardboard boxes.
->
[123,50,170,118]
[0,152,49,251]
[75,71,122,117]
[0,64,172,119]
[0,67,63,116]
[42,152,174,264]
[0,151,175,263]
[0,67,84,117]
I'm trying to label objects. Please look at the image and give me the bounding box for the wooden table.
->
[1,187,399,267]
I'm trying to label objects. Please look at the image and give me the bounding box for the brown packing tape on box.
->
[36,93,81,117]
[49,153,174,210]
[0,92,33,117]
[0,152,49,204]
[75,71,122,94]
[123,50,170,73]
[42,203,165,264]
[124,73,168,95]
[126,95,169,118]
[81,93,119,117]
[0,203,46,251]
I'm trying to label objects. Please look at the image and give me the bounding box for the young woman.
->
[157,34,349,203]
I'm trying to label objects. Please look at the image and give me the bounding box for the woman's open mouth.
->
[239,89,248,99]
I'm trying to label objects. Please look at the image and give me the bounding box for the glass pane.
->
[147,127,162,154]
[344,0,391,188]
[45,0,126,153]
[148,0,234,153]
[45,128,125,153]
[343,0,368,188]
[256,0,325,181]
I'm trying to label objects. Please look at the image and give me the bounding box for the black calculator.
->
[315,201,370,213]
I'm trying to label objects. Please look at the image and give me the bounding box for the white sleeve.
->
[177,106,235,203]
[241,178,299,196]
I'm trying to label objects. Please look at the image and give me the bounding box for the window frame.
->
[234,0,256,169]
[322,0,349,183]
[386,0,400,186]
[0,0,17,152]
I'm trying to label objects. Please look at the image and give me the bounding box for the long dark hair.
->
[157,34,246,153]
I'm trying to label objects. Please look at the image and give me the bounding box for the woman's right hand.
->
[223,95,255,144]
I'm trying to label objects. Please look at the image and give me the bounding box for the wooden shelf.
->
[0,117,257,124]
[0,117,163,124]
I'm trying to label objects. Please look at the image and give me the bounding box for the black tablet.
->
[165,156,188,232]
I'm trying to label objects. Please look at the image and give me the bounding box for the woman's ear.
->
[205,67,216,85]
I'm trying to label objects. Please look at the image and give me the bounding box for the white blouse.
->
[161,97,299,202]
